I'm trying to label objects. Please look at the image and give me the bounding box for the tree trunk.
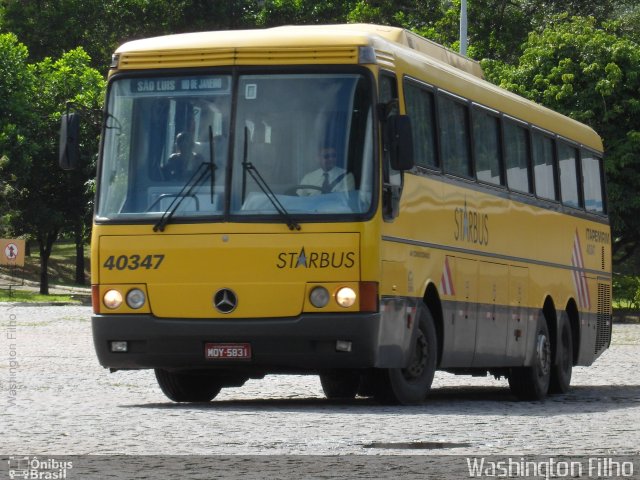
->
[38,230,58,295]
[74,223,85,285]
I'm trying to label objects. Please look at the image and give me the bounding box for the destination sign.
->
[131,76,229,94]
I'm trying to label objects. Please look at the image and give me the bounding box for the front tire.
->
[373,307,438,405]
[155,369,222,402]
[508,315,551,401]
[319,370,360,400]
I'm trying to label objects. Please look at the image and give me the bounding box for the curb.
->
[1,301,89,307]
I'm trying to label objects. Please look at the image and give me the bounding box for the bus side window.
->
[380,72,400,186]
[503,119,531,193]
[473,108,502,185]
[379,72,402,220]
[532,130,557,201]
[404,79,438,169]
[558,141,580,208]
[379,74,398,114]
[438,94,472,178]
[581,149,606,213]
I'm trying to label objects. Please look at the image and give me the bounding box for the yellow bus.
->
[61,24,612,404]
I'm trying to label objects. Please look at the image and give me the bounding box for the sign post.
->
[1,238,25,266]
[0,239,26,297]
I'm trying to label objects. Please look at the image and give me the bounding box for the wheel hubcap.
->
[536,332,551,376]
[403,331,428,380]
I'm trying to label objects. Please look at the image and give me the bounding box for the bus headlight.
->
[126,288,146,309]
[103,289,123,309]
[336,287,357,308]
[309,286,330,308]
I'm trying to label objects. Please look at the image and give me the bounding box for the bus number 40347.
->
[103,254,165,271]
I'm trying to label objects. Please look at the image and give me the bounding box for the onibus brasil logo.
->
[7,457,73,479]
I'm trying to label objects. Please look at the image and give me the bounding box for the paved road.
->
[1,304,639,477]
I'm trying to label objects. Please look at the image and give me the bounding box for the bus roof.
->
[116,24,482,76]
[114,24,603,152]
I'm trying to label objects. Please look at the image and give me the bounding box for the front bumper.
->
[92,312,390,372]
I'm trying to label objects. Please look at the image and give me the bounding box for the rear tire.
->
[155,369,222,402]
[508,315,551,401]
[549,315,573,394]
[373,307,438,405]
[319,370,360,399]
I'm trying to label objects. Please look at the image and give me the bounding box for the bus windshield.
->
[97,71,375,222]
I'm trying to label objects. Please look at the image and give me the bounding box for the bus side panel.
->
[505,266,530,364]
[472,261,509,366]
[440,256,477,367]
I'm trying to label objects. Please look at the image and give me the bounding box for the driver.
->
[162,132,203,181]
[297,146,355,196]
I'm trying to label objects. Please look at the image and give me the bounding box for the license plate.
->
[205,343,252,360]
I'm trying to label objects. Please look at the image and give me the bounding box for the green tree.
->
[345,0,440,26]
[2,0,111,67]
[0,33,34,238]
[521,0,637,27]
[616,3,640,44]
[4,0,639,70]
[482,15,640,266]
[2,0,260,72]
[2,46,105,293]
[613,274,640,309]
[434,0,638,62]
[28,48,104,292]
[256,0,353,26]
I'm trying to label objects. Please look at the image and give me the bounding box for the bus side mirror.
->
[59,113,80,170]
[385,115,414,171]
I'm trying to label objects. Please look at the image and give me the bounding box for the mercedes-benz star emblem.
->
[213,289,238,314]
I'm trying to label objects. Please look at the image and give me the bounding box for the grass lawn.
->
[0,288,80,303]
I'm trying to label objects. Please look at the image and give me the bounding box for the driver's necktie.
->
[321,172,330,193]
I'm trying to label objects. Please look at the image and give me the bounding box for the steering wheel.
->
[146,193,200,212]
[285,184,324,196]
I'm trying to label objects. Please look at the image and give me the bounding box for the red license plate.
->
[205,343,252,360]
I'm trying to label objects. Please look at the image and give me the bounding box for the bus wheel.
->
[508,316,551,401]
[154,369,222,402]
[319,370,360,400]
[549,316,573,394]
[373,307,437,405]
[357,371,377,397]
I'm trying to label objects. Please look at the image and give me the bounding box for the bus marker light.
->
[336,340,352,352]
[310,286,330,308]
[126,288,146,309]
[336,287,357,308]
[358,46,377,64]
[91,285,100,314]
[359,282,379,312]
[103,289,123,309]
[110,341,128,353]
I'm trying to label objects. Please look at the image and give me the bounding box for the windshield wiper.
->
[241,127,300,231]
[153,126,217,232]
